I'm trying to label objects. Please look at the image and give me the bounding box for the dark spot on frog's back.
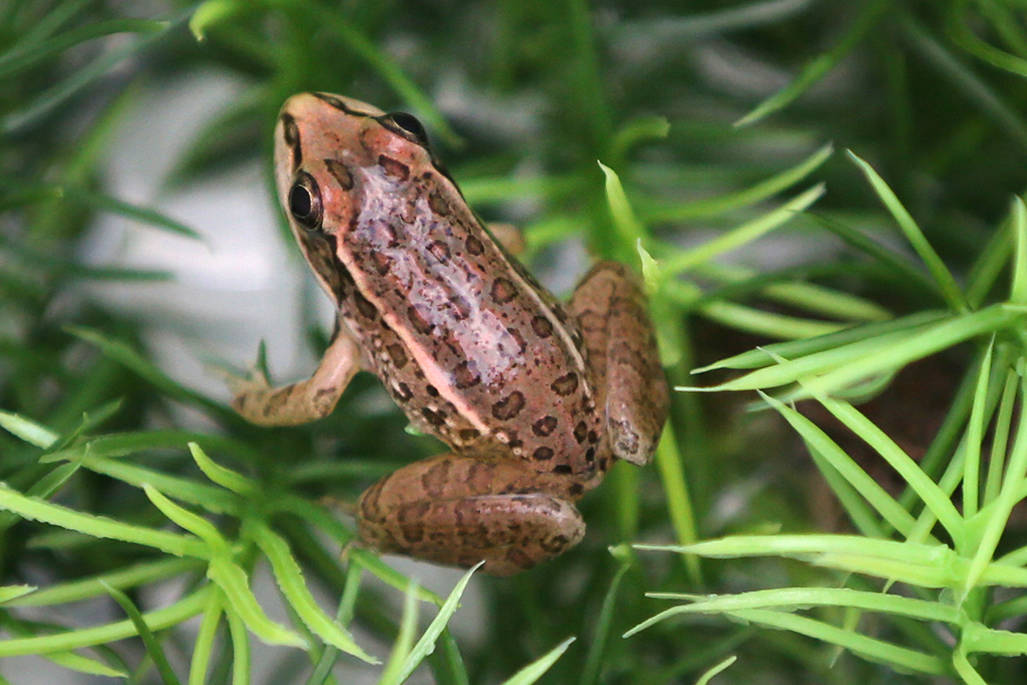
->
[532,446,554,461]
[466,235,484,255]
[491,278,517,304]
[428,191,449,216]
[387,343,407,369]
[408,305,434,334]
[452,360,480,389]
[324,158,353,190]
[353,290,377,319]
[427,240,450,263]
[371,252,392,274]
[574,420,588,443]
[492,391,525,420]
[531,315,553,338]
[379,155,409,180]
[421,407,446,427]
[280,113,301,169]
[550,372,579,396]
[532,416,558,436]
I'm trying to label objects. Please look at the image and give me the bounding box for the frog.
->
[231,92,669,576]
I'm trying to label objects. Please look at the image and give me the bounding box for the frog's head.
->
[273,92,437,302]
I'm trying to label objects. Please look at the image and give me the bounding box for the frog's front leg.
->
[569,262,669,465]
[356,454,585,576]
[230,329,363,426]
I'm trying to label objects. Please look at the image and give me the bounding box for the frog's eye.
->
[288,172,323,230]
[384,112,428,145]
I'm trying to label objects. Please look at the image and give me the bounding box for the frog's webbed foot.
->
[356,454,585,575]
[569,261,669,466]
[229,332,363,426]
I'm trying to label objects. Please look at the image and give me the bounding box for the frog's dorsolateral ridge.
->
[230,93,669,575]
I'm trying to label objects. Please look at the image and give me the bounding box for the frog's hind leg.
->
[356,454,585,576]
[568,261,669,466]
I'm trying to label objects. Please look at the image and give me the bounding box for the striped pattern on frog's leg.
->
[356,453,585,575]
[568,261,669,466]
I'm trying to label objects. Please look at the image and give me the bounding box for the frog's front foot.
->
[355,454,586,576]
[228,333,362,427]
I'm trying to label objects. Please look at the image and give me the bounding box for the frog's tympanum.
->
[232,93,669,575]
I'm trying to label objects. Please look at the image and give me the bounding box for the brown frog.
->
[231,93,669,575]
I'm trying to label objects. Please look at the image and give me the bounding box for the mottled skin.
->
[231,93,669,575]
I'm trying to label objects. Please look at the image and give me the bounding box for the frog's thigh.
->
[568,261,669,465]
[231,331,362,426]
[356,454,585,576]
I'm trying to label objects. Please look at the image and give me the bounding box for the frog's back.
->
[335,159,604,480]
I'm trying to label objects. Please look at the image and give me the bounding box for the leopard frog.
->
[231,92,669,575]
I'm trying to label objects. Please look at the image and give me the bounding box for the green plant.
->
[5,1,1027,683]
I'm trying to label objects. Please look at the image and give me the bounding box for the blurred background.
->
[4,1,1027,683]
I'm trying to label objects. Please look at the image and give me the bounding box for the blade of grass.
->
[103,582,182,685]
[847,150,966,311]
[735,0,889,126]
[499,636,576,685]
[642,143,832,223]
[397,562,482,682]
[660,184,825,276]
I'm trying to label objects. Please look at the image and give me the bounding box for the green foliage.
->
[5,0,1027,682]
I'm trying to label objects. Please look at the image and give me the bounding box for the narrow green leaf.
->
[653,424,701,582]
[9,558,201,607]
[691,298,842,340]
[963,340,994,519]
[250,525,377,663]
[719,609,946,674]
[0,483,206,558]
[500,636,576,685]
[187,443,256,496]
[398,562,483,681]
[660,184,825,276]
[0,586,36,604]
[695,655,736,685]
[208,559,307,649]
[143,485,226,552]
[223,591,251,685]
[759,392,918,538]
[1009,197,1027,304]
[962,375,1027,596]
[65,327,227,415]
[807,392,964,547]
[598,161,647,255]
[190,0,244,41]
[643,143,833,223]
[0,586,212,657]
[735,0,888,126]
[579,562,630,685]
[302,4,460,146]
[847,150,966,311]
[692,310,946,373]
[378,580,420,685]
[627,587,959,638]
[102,582,182,685]
[0,18,165,79]
[0,411,58,448]
[188,594,222,685]
[804,211,940,298]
